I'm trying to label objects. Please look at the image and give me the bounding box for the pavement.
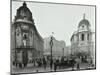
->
[11,63,95,74]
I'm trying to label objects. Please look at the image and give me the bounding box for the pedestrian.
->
[39,58,42,67]
[37,58,40,67]
[36,69,38,72]
[50,59,53,69]
[19,63,22,68]
[76,57,80,70]
[54,60,57,72]
[71,59,75,70]
[32,58,35,66]
[56,58,59,69]
[77,63,80,70]
[43,57,47,69]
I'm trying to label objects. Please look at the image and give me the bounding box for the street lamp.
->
[50,33,54,69]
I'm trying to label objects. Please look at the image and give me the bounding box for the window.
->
[30,31,33,37]
[23,33,27,39]
[87,34,89,40]
[81,34,84,41]
[16,27,20,36]
[82,25,84,28]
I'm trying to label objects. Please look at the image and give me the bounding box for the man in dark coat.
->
[43,57,47,69]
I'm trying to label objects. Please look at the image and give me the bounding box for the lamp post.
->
[50,35,53,69]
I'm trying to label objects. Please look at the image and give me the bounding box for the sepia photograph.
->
[11,0,96,74]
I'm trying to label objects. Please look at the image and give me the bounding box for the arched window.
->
[24,34,27,39]
[23,33,27,39]
[23,33,28,46]
[81,34,84,41]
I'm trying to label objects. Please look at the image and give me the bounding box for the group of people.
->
[28,56,66,71]
[13,55,94,72]
[29,56,76,71]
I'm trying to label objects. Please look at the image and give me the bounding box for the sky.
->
[12,1,95,46]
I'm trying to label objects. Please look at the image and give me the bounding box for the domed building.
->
[70,14,95,64]
[11,2,44,68]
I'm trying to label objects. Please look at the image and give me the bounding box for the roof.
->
[15,2,33,23]
[78,14,90,27]
[78,19,90,27]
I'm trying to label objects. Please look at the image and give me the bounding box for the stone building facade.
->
[11,2,44,65]
[44,36,71,57]
[70,14,95,61]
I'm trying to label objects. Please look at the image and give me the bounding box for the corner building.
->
[70,14,95,63]
[11,2,44,66]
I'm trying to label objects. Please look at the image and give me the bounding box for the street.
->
[12,62,94,74]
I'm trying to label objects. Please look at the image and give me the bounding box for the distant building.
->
[65,46,71,56]
[70,14,95,61]
[11,2,44,64]
[44,36,71,57]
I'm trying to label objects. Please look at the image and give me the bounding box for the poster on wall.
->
[11,0,96,74]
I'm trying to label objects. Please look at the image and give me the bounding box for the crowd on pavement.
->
[13,55,94,72]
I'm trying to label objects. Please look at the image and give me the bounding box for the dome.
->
[15,2,34,23]
[78,14,90,27]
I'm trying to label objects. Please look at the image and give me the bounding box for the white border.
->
[0,0,100,75]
